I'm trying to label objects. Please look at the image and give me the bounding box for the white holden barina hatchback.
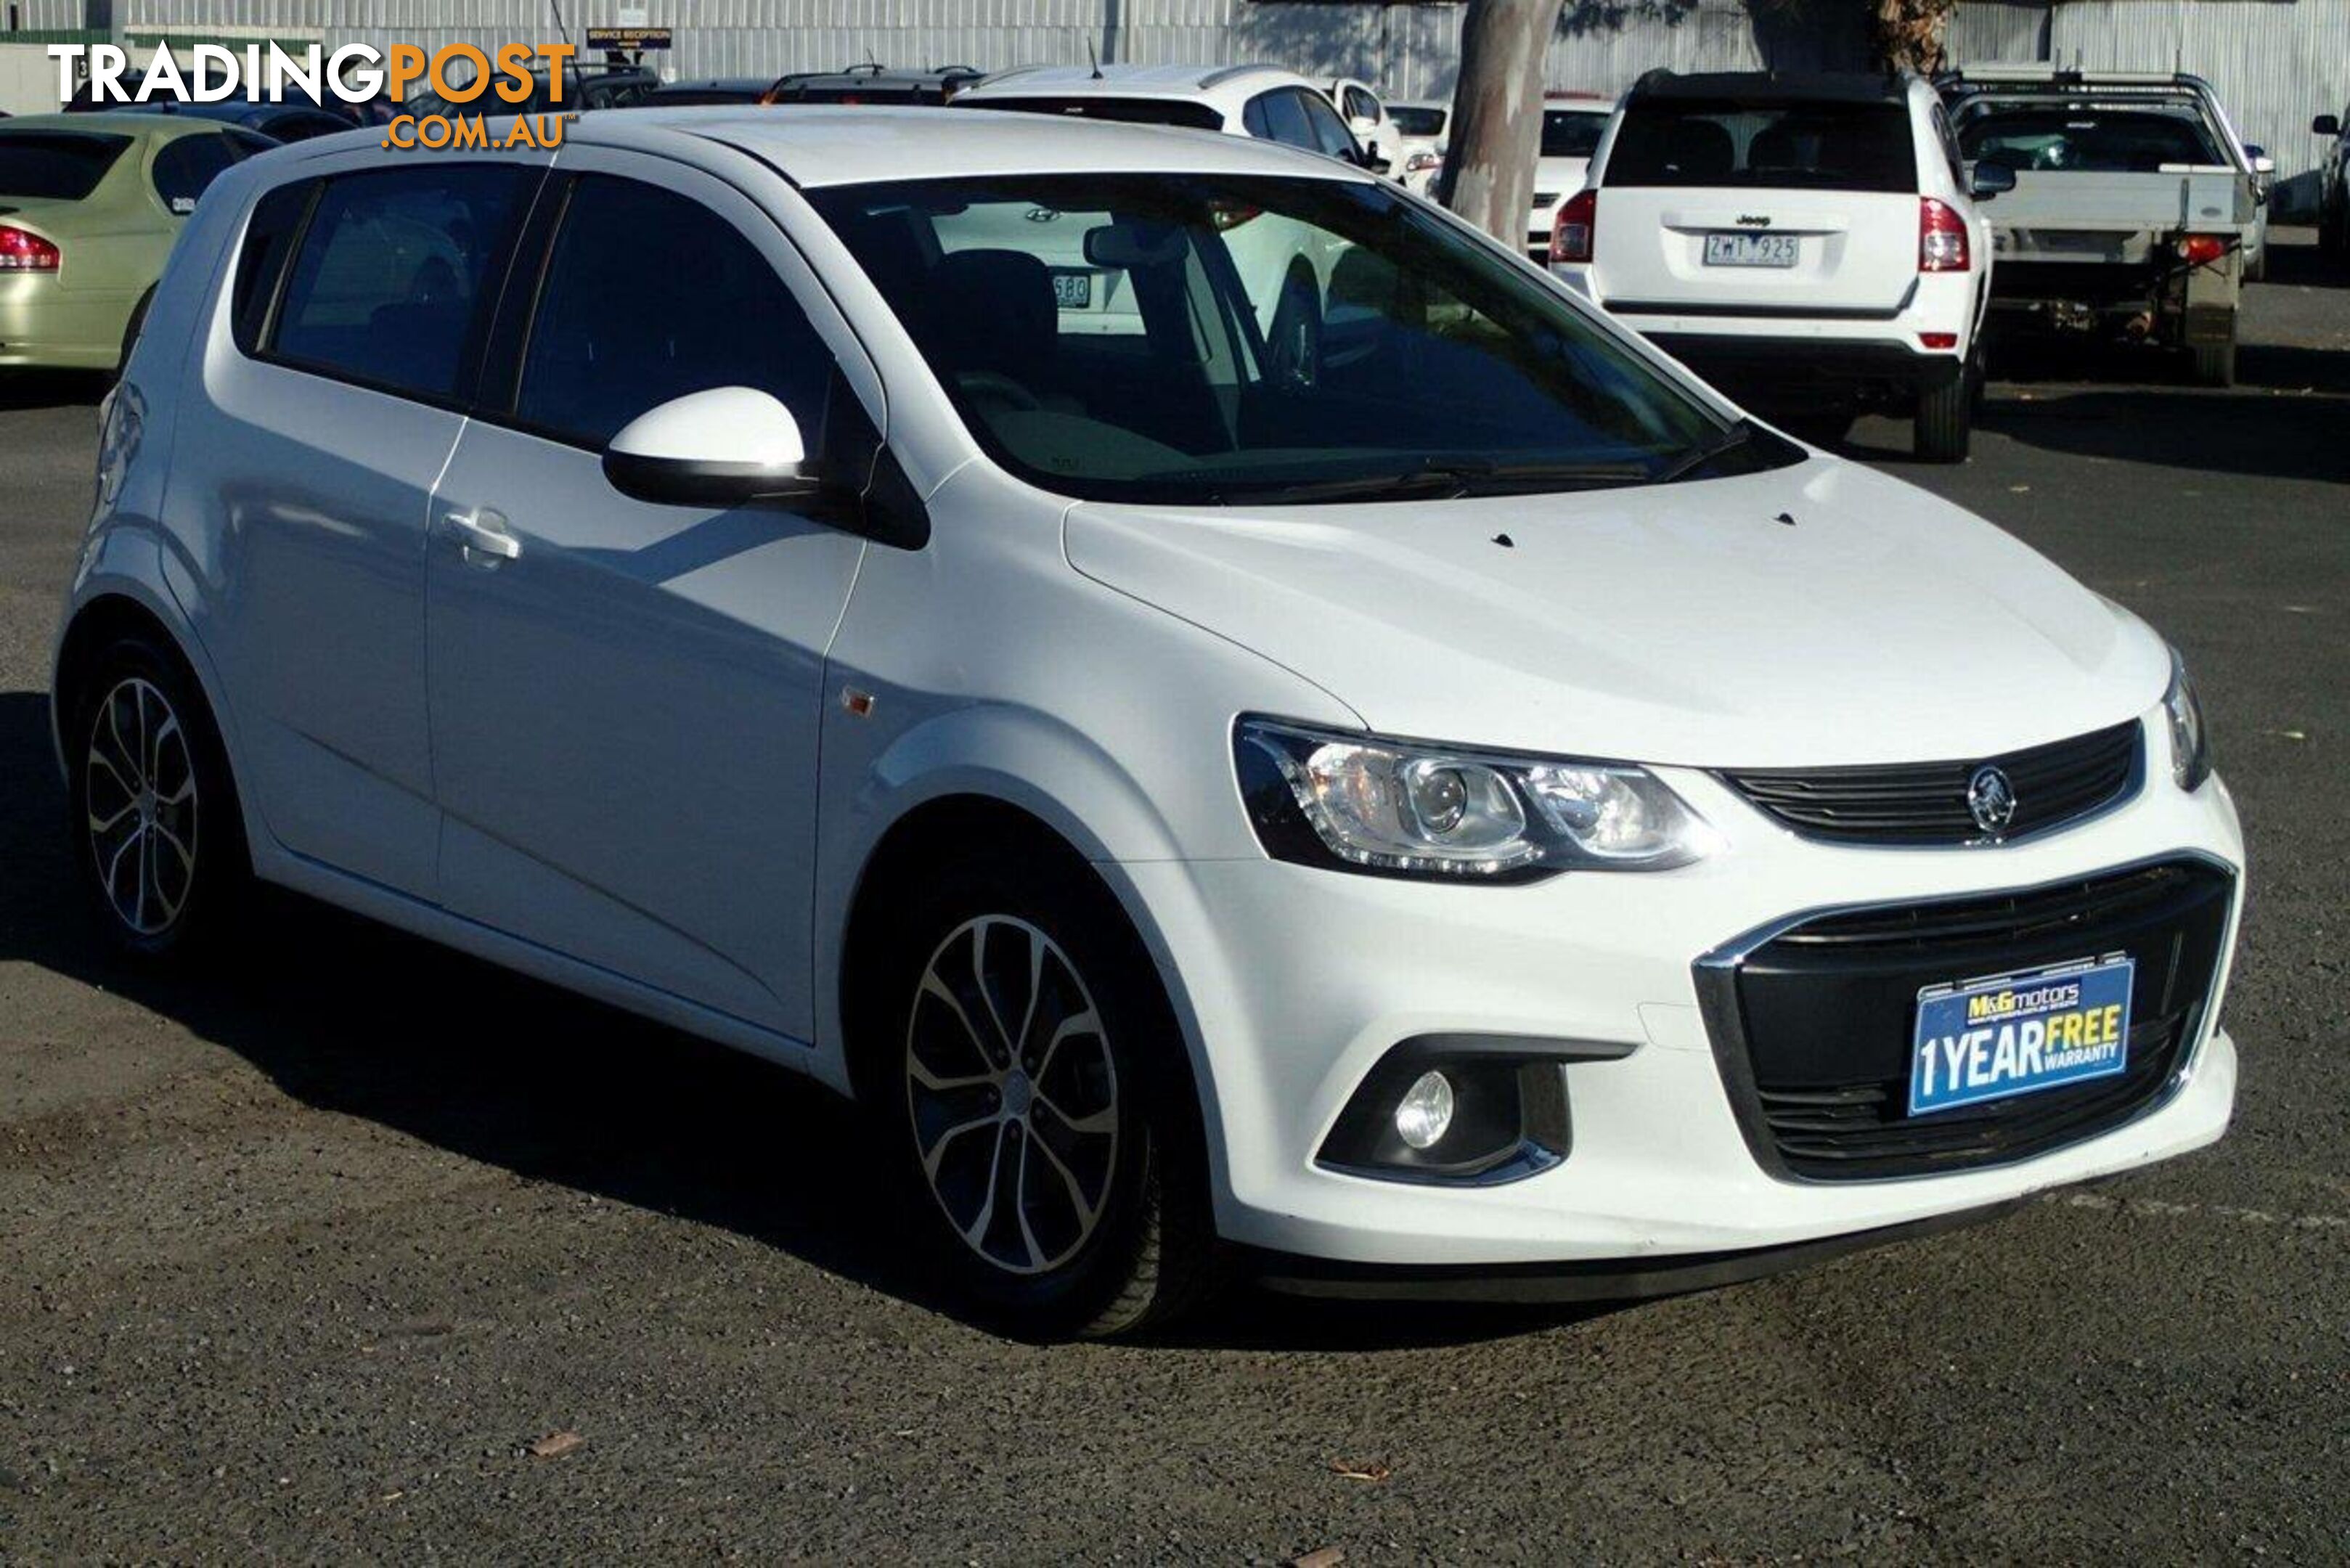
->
[54,107,2243,1337]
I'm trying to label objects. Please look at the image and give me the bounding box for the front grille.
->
[1721,720,2142,846]
[1696,859,2234,1182]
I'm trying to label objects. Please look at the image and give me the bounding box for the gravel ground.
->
[1,233,2343,1564]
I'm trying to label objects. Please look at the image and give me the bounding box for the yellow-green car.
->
[1,113,279,373]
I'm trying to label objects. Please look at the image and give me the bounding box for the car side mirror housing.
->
[1355,147,1392,176]
[2313,114,2341,138]
[1969,160,2018,200]
[2248,149,2274,176]
[602,386,827,510]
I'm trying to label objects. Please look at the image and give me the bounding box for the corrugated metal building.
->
[13,0,2345,205]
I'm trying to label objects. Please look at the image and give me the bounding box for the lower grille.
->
[1696,858,2234,1182]
[1721,719,2143,846]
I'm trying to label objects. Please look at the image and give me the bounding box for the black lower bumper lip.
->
[1240,1199,2018,1305]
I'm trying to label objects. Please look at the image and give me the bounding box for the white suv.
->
[1550,70,2012,461]
[954,63,1381,171]
[57,107,2240,1338]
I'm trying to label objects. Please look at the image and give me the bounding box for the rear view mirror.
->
[1969,161,2018,200]
[1085,219,1185,269]
[2314,114,2341,138]
[602,386,824,509]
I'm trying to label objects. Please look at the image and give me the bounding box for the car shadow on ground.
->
[0,689,1604,1352]
[0,370,107,412]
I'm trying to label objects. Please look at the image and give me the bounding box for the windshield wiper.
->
[1211,457,1650,506]
[1647,418,1759,486]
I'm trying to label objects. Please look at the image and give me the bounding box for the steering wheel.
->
[957,369,1044,413]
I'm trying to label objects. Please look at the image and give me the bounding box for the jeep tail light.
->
[1919,331,1959,349]
[1550,187,1596,264]
[0,225,60,272]
[1919,198,1967,272]
[2177,233,2228,266]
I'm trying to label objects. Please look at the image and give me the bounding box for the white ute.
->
[55,107,2241,1337]
[1552,69,2013,460]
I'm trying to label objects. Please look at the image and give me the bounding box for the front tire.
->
[869,849,1217,1339]
[64,632,248,959]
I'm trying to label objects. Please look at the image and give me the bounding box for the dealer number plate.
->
[1050,269,1093,308]
[1908,954,2135,1116]
[1703,232,1800,268]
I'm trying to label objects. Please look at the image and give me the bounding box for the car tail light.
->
[1549,187,1596,264]
[0,225,60,272]
[1919,198,1968,272]
[2177,233,2228,266]
[1919,331,1959,349]
[1405,150,1443,176]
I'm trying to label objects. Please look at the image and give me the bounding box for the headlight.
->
[1234,716,1713,881]
[2163,648,2211,791]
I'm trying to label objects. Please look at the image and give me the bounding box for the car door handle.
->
[443,509,521,565]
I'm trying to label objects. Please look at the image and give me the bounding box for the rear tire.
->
[864,846,1219,1339]
[1914,365,1972,462]
[64,630,249,960]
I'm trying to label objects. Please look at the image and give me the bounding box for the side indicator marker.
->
[842,687,876,717]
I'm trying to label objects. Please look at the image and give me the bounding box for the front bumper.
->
[1114,723,2243,1273]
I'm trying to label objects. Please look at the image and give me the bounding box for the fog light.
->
[1394,1070,1455,1150]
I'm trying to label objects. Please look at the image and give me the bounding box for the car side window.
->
[1244,89,1315,150]
[513,173,836,451]
[1345,87,1377,123]
[1298,90,1360,161]
[1930,104,1966,187]
[268,164,531,401]
[231,178,317,354]
[150,134,242,214]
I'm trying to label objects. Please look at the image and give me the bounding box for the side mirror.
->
[1355,146,1392,176]
[2313,114,2341,138]
[602,385,825,509]
[2248,148,2274,176]
[1968,160,2018,200]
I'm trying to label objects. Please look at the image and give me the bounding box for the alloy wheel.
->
[83,675,198,936]
[905,915,1119,1277]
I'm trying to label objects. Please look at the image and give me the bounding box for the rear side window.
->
[231,179,317,354]
[1343,87,1378,122]
[963,96,1223,131]
[514,174,835,449]
[1244,89,1315,149]
[1298,91,1358,160]
[269,164,531,402]
[150,134,245,214]
[1607,99,1917,192]
[0,131,130,200]
[1390,105,1445,137]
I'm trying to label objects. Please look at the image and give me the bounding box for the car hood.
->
[1063,456,2168,768]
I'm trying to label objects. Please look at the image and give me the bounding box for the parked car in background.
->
[1387,97,1448,193]
[1326,77,1404,178]
[407,63,658,118]
[761,65,985,106]
[642,78,778,107]
[1552,70,2007,460]
[1,112,276,374]
[112,98,357,144]
[955,64,1380,170]
[60,105,2244,1339]
[1941,68,2260,385]
[2314,104,2349,263]
[1527,91,1610,259]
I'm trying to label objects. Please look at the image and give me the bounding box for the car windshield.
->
[1541,109,1607,158]
[1390,105,1447,137]
[1957,105,2225,173]
[812,172,1779,505]
[1608,98,1916,191]
[0,131,131,200]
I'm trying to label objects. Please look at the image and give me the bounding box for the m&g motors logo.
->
[46,41,578,150]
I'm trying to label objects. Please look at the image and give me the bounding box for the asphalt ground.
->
[1,233,2343,1563]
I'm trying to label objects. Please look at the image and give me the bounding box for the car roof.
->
[576,103,1374,188]
[1628,70,1913,106]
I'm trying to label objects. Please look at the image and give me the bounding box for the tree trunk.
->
[1873,0,1957,74]
[1436,0,1566,245]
